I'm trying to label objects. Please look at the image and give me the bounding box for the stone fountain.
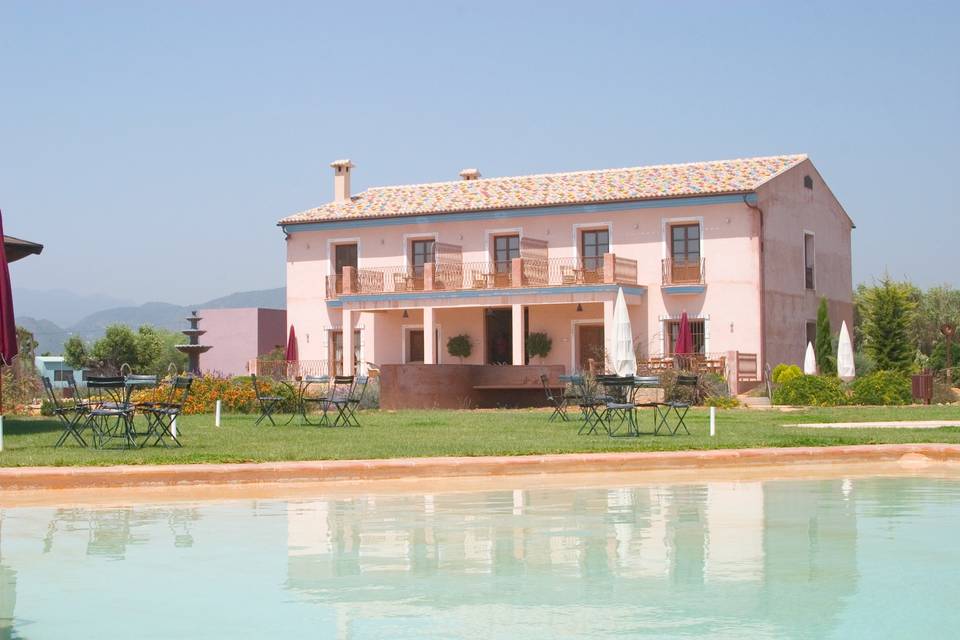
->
[176,311,212,374]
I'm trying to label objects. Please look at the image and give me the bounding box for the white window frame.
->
[326,236,361,277]
[660,216,705,260]
[401,324,443,364]
[658,313,711,355]
[402,232,439,268]
[484,227,523,264]
[571,222,613,260]
[570,318,605,371]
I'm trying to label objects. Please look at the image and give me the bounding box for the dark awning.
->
[4,235,43,263]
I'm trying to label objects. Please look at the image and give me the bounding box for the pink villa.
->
[280,155,853,406]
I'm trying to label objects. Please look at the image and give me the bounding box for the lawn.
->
[1,404,959,468]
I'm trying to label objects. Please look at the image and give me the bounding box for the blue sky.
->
[2,1,957,304]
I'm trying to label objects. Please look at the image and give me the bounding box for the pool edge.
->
[2,443,960,490]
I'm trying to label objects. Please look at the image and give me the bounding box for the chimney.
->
[459,168,481,181]
[330,159,354,202]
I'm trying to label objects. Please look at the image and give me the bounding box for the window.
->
[665,319,706,355]
[410,239,435,277]
[804,175,814,190]
[493,234,520,273]
[330,330,361,375]
[334,243,358,275]
[53,369,72,382]
[803,232,815,290]
[805,321,817,347]
[670,224,700,264]
[580,229,609,271]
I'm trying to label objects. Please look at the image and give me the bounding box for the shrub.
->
[932,382,958,405]
[816,298,836,375]
[772,375,847,406]
[771,363,803,384]
[447,334,472,362]
[850,370,912,405]
[704,395,740,409]
[526,332,552,360]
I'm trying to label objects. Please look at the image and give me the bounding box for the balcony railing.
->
[661,258,705,286]
[325,253,639,299]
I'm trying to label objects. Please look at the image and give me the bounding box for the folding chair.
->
[540,374,568,422]
[43,377,88,448]
[632,375,665,434]
[251,374,289,426]
[141,376,193,447]
[602,376,638,437]
[342,376,369,427]
[320,376,354,427]
[571,376,605,435]
[84,376,136,449]
[125,374,159,438]
[658,374,697,435]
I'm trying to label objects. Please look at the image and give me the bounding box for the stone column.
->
[424,307,436,364]
[342,308,354,375]
[512,304,525,366]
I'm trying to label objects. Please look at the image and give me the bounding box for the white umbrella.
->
[837,320,856,381]
[612,287,637,376]
[803,341,817,375]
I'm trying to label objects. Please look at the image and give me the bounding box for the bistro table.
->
[281,375,330,425]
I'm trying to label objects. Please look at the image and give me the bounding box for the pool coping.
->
[2,443,960,490]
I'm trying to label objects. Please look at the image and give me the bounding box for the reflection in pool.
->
[1,476,959,638]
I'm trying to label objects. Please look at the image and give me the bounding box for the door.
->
[485,308,513,364]
[578,325,604,371]
[334,244,358,294]
[580,228,609,273]
[493,235,520,273]
[410,239,435,278]
[331,330,362,375]
[670,224,700,282]
[408,330,425,363]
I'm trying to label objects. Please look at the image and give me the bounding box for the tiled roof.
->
[280,154,807,224]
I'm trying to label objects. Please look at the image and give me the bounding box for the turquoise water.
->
[2,475,959,639]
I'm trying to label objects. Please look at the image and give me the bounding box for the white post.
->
[215,400,222,427]
[171,417,177,439]
[709,406,716,437]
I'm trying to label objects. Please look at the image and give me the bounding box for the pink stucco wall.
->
[758,160,854,370]
[199,307,287,377]
[285,160,852,378]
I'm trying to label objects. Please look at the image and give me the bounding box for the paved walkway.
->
[784,420,960,429]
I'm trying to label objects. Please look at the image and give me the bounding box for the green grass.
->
[1,404,959,467]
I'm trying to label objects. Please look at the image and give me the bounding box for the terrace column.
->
[342,309,354,375]
[602,299,615,372]
[423,306,436,364]
[512,304,525,366]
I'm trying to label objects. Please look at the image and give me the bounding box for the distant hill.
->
[13,288,135,327]
[16,287,285,355]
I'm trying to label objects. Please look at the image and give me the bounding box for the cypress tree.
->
[861,277,915,372]
[815,297,836,375]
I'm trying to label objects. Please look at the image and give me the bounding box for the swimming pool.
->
[2,473,958,638]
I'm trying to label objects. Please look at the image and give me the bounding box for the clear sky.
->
[2,1,957,304]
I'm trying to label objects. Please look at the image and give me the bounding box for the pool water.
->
[2,474,959,639]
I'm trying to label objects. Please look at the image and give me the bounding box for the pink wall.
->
[758,160,854,369]
[199,308,286,377]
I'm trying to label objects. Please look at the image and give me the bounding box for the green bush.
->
[850,371,912,405]
[704,395,740,409]
[771,363,803,384]
[772,375,847,406]
[447,334,472,362]
[526,332,552,360]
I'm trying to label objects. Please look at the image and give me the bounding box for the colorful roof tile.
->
[280,154,807,224]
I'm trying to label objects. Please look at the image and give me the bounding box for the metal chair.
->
[571,375,606,435]
[318,376,354,427]
[141,376,193,447]
[251,374,291,426]
[601,376,639,437]
[84,376,136,449]
[633,375,665,434]
[43,377,88,448]
[343,376,369,427]
[658,374,697,435]
[540,374,568,422]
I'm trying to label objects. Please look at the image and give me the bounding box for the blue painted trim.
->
[326,283,647,306]
[283,193,757,233]
[661,284,707,295]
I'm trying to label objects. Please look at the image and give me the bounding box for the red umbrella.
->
[0,210,19,414]
[674,311,694,355]
[285,325,298,362]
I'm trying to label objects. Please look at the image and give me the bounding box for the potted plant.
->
[526,331,552,363]
[447,334,472,363]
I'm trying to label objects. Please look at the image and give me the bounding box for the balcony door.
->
[493,235,520,274]
[670,224,700,283]
[410,239,435,277]
[580,229,609,272]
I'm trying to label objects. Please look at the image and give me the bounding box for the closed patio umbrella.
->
[285,325,299,378]
[837,321,855,381]
[803,342,817,375]
[0,210,19,414]
[612,287,636,377]
[674,311,694,368]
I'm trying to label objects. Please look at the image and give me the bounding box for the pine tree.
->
[815,297,836,375]
[860,277,915,372]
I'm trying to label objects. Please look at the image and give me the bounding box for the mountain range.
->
[16,286,285,355]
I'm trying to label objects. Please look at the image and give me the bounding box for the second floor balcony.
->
[326,249,639,299]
